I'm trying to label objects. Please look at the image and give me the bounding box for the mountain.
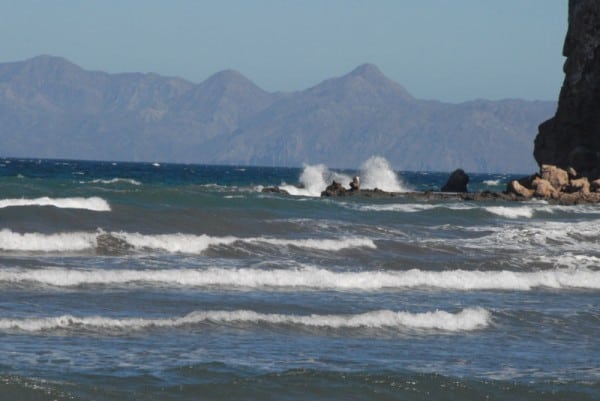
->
[0,55,556,173]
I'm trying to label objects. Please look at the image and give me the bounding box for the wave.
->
[483,179,501,186]
[0,196,110,211]
[0,308,490,333]
[0,229,375,254]
[87,178,141,186]
[1,266,597,291]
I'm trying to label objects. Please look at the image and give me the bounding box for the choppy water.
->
[0,157,598,400]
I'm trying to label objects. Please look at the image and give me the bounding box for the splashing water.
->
[279,156,407,196]
[359,156,408,192]
[280,164,350,197]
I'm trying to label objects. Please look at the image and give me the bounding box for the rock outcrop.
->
[506,164,600,203]
[441,169,469,192]
[534,0,600,179]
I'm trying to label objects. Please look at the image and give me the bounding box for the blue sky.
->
[0,0,567,102]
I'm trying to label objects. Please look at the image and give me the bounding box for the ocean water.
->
[0,156,598,401]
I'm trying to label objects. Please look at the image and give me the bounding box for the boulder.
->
[532,177,558,198]
[566,177,590,194]
[506,180,534,198]
[591,178,600,192]
[441,169,469,192]
[540,164,569,191]
[321,180,347,196]
[261,186,290,195]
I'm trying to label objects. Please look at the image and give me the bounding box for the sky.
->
[0,0,567,102]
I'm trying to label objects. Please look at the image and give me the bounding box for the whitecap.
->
[0,230,375,254]
[88,178,141,186]
[2,266,597,291]
[0,196,110,211]
[0,307,490,333]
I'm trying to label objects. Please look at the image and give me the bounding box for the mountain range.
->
[0,55,556,173]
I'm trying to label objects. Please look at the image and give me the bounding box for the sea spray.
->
[279,156,405,196]
[359,156,408,192]
[280,164,351,197]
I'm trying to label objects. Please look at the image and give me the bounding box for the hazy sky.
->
[0,0,567,102]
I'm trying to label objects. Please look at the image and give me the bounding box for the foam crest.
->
[2,266,597,290]
[0,308,490,333]
[0,230,97,252]
[0,230,374,254]
[89,178,141,186]
[112,232,239,253]
[352,202,475,213]
[485,206,536,219]
[359,156,408,192]
[0,196,110,211]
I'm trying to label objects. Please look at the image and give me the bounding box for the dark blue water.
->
[0,158,599,400]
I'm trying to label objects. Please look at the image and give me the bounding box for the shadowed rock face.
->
[534,0,600,179]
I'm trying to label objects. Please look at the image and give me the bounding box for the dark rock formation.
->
[261,186,289,195]
[534,0,600,179]
[321,181,347,197]
[441,169,469,192]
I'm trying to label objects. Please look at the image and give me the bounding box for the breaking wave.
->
[359,156,408,192]
[0,229,375,254]
[0,308,490,333]
[87,178,141,186]
[0,197,110,211]
[1,266,597,291]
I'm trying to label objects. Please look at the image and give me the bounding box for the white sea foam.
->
[0,308,490,333]
[351,202,475,213]
[483,179,501,186]
[88,178,141,186]
[1,266,597,291]
[0,230,98,252]
[460,219,600,251]
[0,230,375,254]
[359,156,408,192]
[0,196,110,211]
[485,206,536,219]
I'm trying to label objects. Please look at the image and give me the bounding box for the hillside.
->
[0,55,556,172]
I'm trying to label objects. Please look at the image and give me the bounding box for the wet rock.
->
[590,178,600,192]
[261,186,290,195]
[441,169,469,192]
[321,180,347,197]
[507,180,534,198]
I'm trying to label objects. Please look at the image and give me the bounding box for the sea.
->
[0,156,598,401]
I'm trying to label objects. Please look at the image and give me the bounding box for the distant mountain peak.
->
[307,63,414,101]
[348,63,383,78]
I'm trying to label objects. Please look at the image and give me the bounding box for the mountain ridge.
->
[0,55,556,173]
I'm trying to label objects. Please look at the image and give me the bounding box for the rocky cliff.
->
[534,0,600,179]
